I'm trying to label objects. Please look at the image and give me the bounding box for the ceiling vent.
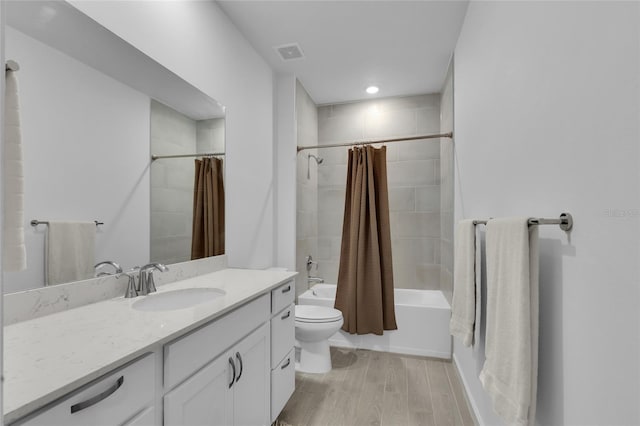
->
[274,43,305,61]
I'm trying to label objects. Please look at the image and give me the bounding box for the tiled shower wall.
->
[315,94,443,290]
[295,80,319,298]
[150,100,224,265]
[440,64,455,303]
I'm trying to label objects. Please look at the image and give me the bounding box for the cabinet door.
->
[232,323,270,426]
[164,353,233,426]
[122,406,156,426]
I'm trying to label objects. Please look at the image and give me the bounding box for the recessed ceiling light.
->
[366,86,379,94]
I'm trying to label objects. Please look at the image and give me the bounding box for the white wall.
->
[1,0,6,419]
[453,2,640,425]
[295,80,318,297]
[70,0,275,269]
[275,73,297,274]
[440,63,454,303]
[3,27,149,292]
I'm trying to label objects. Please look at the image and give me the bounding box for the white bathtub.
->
[298,284,451,359]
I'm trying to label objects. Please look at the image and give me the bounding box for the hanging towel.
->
[3,69,26,271]
[480,217,539,426]
[46,221,96,286]
[450,219,481,346]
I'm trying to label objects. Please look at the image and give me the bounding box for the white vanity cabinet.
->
[163,293,271,426]
[269,281,296,422]
[164,323,269,426]
[15,353,157,426]
[8,274,298,426]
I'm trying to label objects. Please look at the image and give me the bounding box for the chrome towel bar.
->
[472,212,573,231]
[30,220,104,227]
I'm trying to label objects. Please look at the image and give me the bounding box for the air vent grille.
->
[274,43,304,61]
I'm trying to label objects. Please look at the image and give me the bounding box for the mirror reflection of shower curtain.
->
[191,157,225,259]
[334,145,397,335]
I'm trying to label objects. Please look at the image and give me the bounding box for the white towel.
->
[3,69,26,271]
[480,217,539,426]
[450,219,481,346]
[46,221,96,286]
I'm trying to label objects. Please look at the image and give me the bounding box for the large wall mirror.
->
[3,1,225,293]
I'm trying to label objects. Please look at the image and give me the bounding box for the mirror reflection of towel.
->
[46,221,96,286]
[3,69,26,271]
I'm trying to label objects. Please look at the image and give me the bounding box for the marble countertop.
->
[3,268,297,423]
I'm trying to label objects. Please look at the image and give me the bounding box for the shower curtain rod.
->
[151,152,225,161]
[296,132,453,152]
[473,213,573,231]
[5,60,19,71]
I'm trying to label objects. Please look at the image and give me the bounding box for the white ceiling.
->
[218,0,469,105]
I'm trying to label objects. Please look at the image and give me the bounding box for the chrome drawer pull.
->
[281,285,291,294]
[281,310,291,320]
[235,352,243,383]
[281,358,291,369]
[70,376,124,414]
[228,357,236,388]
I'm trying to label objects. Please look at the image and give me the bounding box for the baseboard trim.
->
[452,353,486,426]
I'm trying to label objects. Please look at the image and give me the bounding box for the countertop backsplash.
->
[4,255,228,325]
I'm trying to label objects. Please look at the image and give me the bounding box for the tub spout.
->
[308,276,324,284]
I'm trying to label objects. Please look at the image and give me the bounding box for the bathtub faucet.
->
[308,276,324,284]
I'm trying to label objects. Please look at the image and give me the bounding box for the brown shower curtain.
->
[191,157,225,259]
[334,145,397,335]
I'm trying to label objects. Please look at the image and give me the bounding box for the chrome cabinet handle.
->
[281,310,291,320]
[281,285,291,294]
[281,358,291,369]
[235,352,243,383]
[70,376,124,414]
[228,357,236,388]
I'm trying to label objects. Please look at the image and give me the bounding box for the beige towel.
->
[480,217,539,426]
[3,69,26,271]
[46,221,96,286]
[450,219,481,346]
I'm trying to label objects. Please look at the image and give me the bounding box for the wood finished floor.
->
[277,347,476,426]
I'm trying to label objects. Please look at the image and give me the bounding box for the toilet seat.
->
[295,305,343,323]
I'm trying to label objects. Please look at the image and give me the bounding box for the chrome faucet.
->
[118,267,140,298]
[94,260,123,277]
[138,263,169,295]
[305,255,324,286]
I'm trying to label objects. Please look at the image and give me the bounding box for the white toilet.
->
[294,305,344,374]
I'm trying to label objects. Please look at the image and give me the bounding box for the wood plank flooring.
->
[277,347,476,426]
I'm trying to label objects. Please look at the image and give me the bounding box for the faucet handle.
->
[124,274,138,298]
[146,270,158,294]
[116,268,140,299]
[306,255,318,272]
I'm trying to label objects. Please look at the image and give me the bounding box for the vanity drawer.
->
[16,353,155,426]
[270,348,295,423]
[271,280,294,314]
[271,303,295,369]
[164,293,270,390]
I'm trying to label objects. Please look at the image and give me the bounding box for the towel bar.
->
[473,213,573,231]
[30,220,104,227]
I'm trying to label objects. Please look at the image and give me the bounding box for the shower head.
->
[308,154,323,164]
[306,154,324,180]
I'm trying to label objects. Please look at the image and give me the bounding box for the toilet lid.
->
[295,305,343,323]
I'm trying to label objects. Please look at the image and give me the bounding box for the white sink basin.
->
[132,288,226,311]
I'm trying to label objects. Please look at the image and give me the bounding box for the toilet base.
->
[295,339,332,374]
